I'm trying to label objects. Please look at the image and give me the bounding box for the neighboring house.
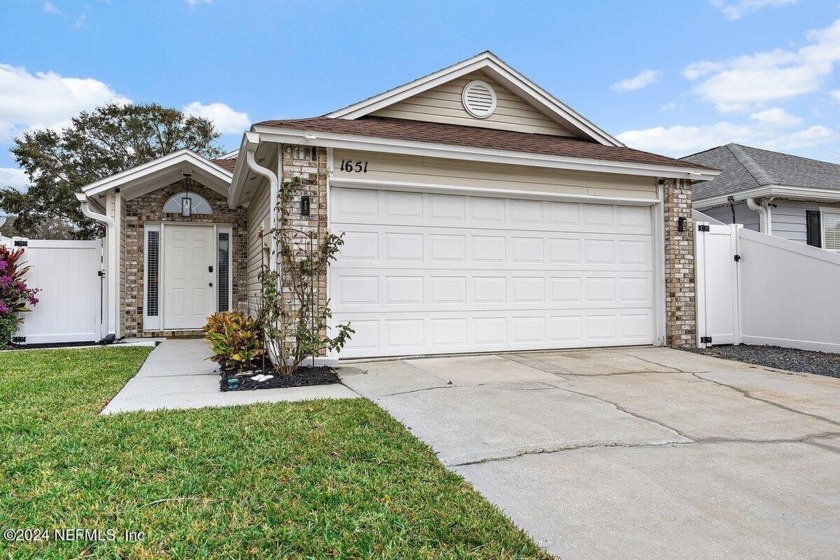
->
[75,51,716,359]
[683,143,840,250]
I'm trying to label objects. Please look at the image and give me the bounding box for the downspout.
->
[245,148,279,269]
[762,199,773,236]
[76,193,118,339]
[746,197,771,235]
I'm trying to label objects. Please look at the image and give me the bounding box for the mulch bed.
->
[220,366,340,392]
[692,344,840,379]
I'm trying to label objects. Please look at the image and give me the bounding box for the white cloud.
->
[710,0,797,21]
[183,102,249,134]
[0,167,27,190]
[617,121,834,157]
[683,19,840,112]
[749,107,801,127]
[42,2,61,14]
[831,89,840,102]
[660,102,677,112]
[611,70,661,92]
[0,63,130,142]
[186,0,211,5]
[765,125,834,150]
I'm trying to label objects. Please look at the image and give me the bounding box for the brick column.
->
[280,145,330,352]
[663,178,696,348]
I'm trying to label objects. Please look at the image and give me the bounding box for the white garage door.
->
[330,187,655,358]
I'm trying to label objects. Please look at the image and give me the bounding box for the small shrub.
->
[203,311,263,371]
[0,245,40,348]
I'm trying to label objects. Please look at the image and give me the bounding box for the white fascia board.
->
[250,125,719,181]
[82,149,233,198]
[326,51,621,147]
[478,61,621,147]
[694,185,840,209]
[327,53,493,119]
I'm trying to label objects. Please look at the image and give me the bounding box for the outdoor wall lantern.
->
[181,172,193,217]
[301,195,311,217]
[678,216,687,232]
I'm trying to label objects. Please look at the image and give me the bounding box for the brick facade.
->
[122,179,247,337]
[280,145,329,318]
[663,178,696,348]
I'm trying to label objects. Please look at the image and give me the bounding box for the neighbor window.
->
[806,211,821,248]
[821,210,840,251]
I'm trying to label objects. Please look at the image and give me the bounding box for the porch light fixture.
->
[181,173,193,217]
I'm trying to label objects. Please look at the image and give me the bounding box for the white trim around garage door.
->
[327,178,666,358]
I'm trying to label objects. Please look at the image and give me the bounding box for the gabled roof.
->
[80,149,233,202]
[253,116,708,172]
[325,51,622,147]
[682,143,840,202]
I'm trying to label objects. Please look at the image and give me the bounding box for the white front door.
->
[163,225,215,330]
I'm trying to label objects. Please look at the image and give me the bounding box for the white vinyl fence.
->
[1,237,103,344]
[696,223,840,352]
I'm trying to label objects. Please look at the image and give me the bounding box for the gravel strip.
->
[692,345,840,378]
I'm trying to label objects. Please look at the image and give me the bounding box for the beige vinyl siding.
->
[246,179,270,315]
[332,149,658,200]
[371,71,575,137]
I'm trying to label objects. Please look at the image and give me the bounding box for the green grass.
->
[0,347,549,559]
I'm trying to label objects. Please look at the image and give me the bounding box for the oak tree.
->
[1,103,223,239]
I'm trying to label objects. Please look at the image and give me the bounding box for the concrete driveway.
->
[340,347,840,559]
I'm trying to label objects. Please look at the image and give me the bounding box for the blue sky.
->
[1,0,839,189]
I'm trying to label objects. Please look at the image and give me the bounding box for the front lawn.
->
[0,347,548,559]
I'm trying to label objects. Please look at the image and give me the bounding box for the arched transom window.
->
[163,192,212,215]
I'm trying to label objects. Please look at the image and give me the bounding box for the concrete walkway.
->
[341,347,840,560]
[102,339,358,414]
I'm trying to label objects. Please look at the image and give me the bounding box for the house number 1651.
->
[340,160,368,173]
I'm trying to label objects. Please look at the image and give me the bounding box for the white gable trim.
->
[326,51,622,147]
[80,149,233,200]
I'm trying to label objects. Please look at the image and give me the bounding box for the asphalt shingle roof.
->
[210,158,237,173]
[254,116,708,170]
[682,143,840,201]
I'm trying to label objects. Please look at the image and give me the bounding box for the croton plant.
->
[0,245,40,347]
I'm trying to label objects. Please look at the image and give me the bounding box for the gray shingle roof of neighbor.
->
[681,143,840,201]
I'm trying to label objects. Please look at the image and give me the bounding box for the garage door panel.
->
[331,188,655,357]
[332,308,656,358]
[338,224,652,271]
[331,270,652,310]
[333,188,647,235]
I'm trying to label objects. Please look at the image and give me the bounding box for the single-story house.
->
[75,51,717,359]
[683,143,840,250]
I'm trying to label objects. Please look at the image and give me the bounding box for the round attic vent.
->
[462,80,497,119]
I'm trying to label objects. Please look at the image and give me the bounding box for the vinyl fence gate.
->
[695,222,840,352]
[1,237,103,345]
